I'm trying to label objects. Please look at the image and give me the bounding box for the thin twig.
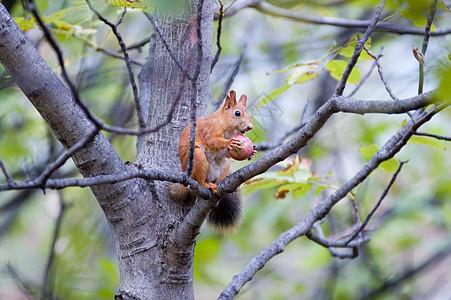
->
[179,0,208,243]
[6,264,38,300]
[0,157,13,184]
[307,223,367,259]
[345,160,407,246]
[348,52,379,97]
[418,0,438,95]
[27,0,98,128]
[254,1,451,36]
[359,241,451,299]
[413,131,451,141]
[363,45,399,101]
[334,0,386,96]
[126,36,151,51]
[36,129,99,188]
[42,192,68,298]
[85,1,146,129]
[50,27,143,66]
[255,100,309,151]
[306,228,369,248]
[185,12,203,177]
[211,0,224,72]
[144,12,194,81]
[216,46,246,109]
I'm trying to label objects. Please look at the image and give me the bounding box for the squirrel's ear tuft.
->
[238,94,247,106]
[223,90,237,110]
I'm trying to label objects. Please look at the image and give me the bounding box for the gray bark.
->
[0,0,213,298]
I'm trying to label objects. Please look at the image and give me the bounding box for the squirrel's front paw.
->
[228,138,243,152]
[205,182,219,194]
[248,146,257,160]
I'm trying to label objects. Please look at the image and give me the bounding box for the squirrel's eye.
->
[235,111,241,117]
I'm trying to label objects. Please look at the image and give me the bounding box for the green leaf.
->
[436,65,451,101]
[105,0,155,12]
[380,159,400,173]
[256,66,319,109]
[276,156,300,178]
[359,144,399,173]
[325,59,361,84]
[314,185,328,196]
[267,60,320,75]
[338,34,372,60]
[295,70,319,84]
[292,183,313,199]
[14,17,36,31]
[409,136,447,150]
[359,144,379,160]
[242,178,288,196]
[438,0,451,12]
[400,9,436,31]
[277,182,305,193]
[255,83,290,109]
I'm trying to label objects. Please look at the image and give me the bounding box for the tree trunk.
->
[0,0,214,298]
[128,0,214,298]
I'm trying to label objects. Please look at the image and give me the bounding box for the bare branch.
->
[345,160,407,245]
[34,129,99,188]
[254,1,451,36]
[211,0,224,72]
[176,0,211,249]
[220,90,442,197]
[126,36,151,51]
[215,47,245,109]
[306,229,369,249]
[185,13,204,178]
[54,30,143,66]
[255,100,309,151]
[42,192,68,299]
[363,45,399,101]
[0,166,211,198]
[348,50,380,97]
[359,240,451,299]
[418,0,438,95]
[219,104,440,299]
[85,1,146,129]
[0,157,13,184]
[144,13,194,81]
[414,131,451,141]
[307,224,366,260]
[215,0,259,18]
[25,2,183,137]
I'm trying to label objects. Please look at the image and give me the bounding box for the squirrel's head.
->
[222,90,254,136]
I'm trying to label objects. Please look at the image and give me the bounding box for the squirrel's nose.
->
[246,124,254,131]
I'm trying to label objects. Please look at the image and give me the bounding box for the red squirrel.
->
[170,90,256,231]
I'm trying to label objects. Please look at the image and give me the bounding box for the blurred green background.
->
[1,0,451,299]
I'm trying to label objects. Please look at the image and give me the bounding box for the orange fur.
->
[170,90,255,232]
[178,90,254,193]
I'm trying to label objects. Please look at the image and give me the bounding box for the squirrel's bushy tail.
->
[169,184,242,232]
[208,191,242,233]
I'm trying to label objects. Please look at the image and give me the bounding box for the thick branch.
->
[221,91,439,194]
[219,103,440,299]
[253,1,451,36]
[0,166,211,198]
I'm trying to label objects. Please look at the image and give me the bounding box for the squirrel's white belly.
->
[205,148,229,183]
